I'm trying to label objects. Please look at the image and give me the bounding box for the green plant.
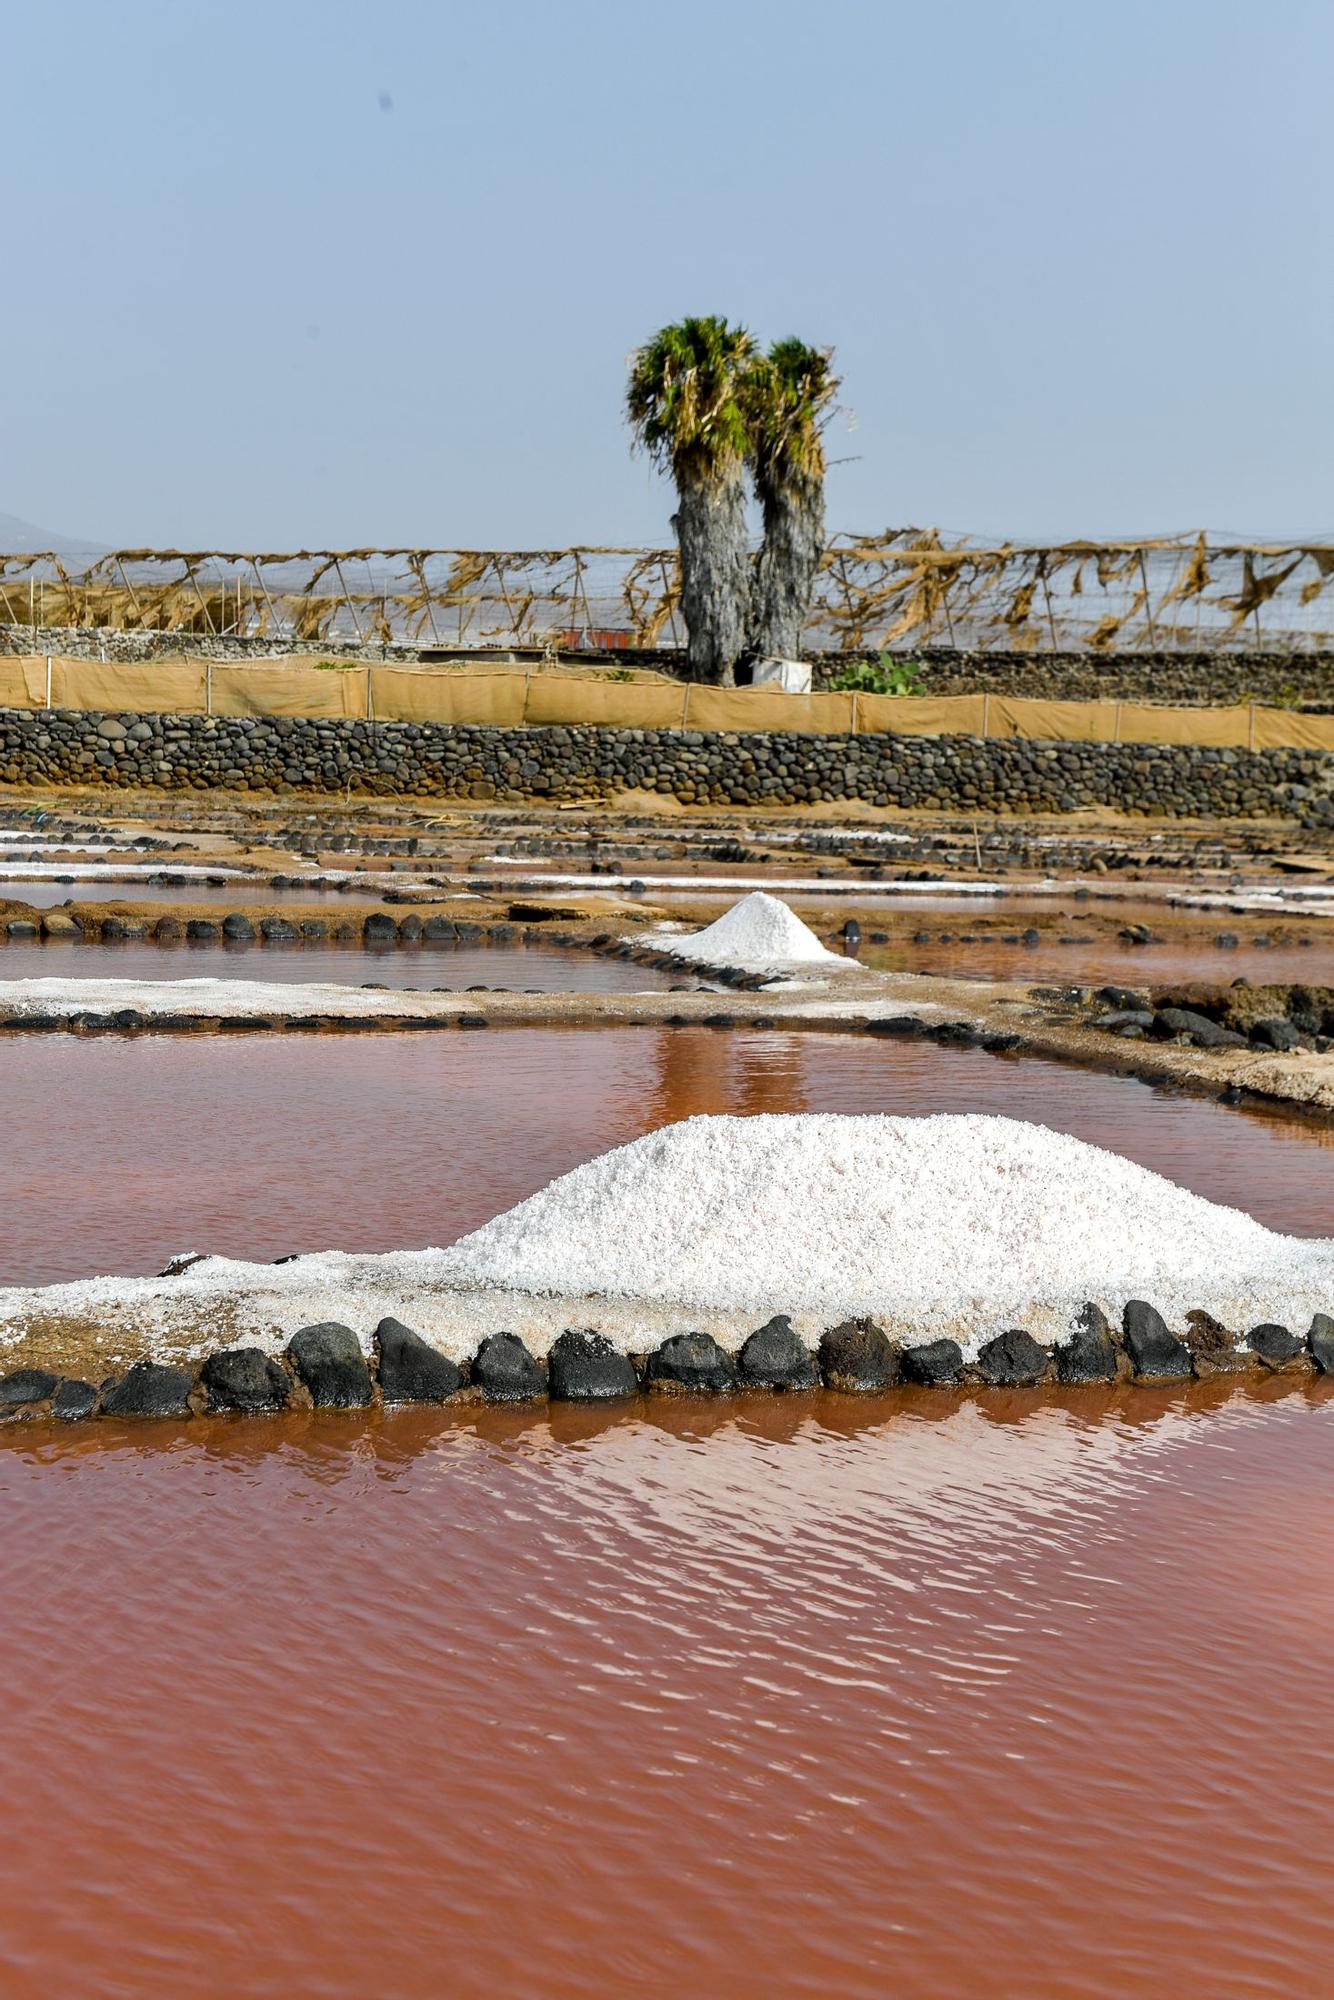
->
[604,666,635,682]
[831,653,925,697]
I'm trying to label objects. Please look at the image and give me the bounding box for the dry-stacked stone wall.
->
[3,1304,1333,1429]
[1,706,1332,826]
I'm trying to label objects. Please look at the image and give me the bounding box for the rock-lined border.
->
[3,1302,1332,1428]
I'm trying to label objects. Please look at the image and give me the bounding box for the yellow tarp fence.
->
[3,655,1334,751]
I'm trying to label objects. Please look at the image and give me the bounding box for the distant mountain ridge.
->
[0,511,109,561]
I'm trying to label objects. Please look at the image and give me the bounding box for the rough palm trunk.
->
[751,463,825,662]
[673,462,751,686]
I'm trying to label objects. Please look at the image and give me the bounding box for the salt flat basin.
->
[3,876,293,908]
[2,1032,1331,1377]
[0,940,683,995]
[5,1387,1334,1999]
[862,932,1331,986]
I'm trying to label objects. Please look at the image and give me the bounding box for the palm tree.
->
[627,316,755,685]
[746,339,839,663]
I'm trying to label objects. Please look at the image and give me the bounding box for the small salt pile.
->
[656,891,846,970]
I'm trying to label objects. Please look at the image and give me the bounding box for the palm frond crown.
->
[626,316,755,481]
[747,339,840,484]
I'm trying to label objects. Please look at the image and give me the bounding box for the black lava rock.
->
[902,1338,964,1386]
[285,1323,373,1408]
[363,912,397,941]
[644,1332,736,1393]
[1243,1322,1306,1370]
[375,1317,463,1403]
[738,1315,819,1389]
[1307,1314,1334,1373]
[260,917,299,941]
[1249,1018,1302,1052]
[221,913,256,941]
[52,1379,97,1421]
[972,1328,1049,1387]
[0,1367,58,1409]
[100,1361,194,1419]
[1120,1301,1191,1379]
[1096,985,1147,1012]
[200,1347,291,1413]
[818,1319,900,1392]
[547,1328,638,1402]
[1054,1303,1119,1383]
[472,1332,546,1401]
[1151,1007,1247,1049]
[866,1015,928,1037]
[185,919,219,941]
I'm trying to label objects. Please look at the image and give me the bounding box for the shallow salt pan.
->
[1,1113,1330,1367]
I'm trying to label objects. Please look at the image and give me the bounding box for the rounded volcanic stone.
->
[375,1317,463,1403]
[221,913,256,941]
[547,1329,638,1402]
[1308,1314,1334,1373]
[0,1367,58,1409]
[185,919,219,941]
[363,912,397,942]
[972,1328,1050,1387]
[260,917,299,941]
[52,1378,97,1422]
[1056,1304,1120,1384]
[644,1332,736,1393]
[99,1361,194,1419]
[1183,1309,1245,1378]
[901,1339,964,1387]
[1243,1322,1307,1370]
[817,1319,900,1392]
[200,1347,291,1414]
[472,1332,546,1402]
[1250,1018,1302,1052]
[1120,1301,1192,1380]
[285,1323,373,1408]
[738,1315,819,1389]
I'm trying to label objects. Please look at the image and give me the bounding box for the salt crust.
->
[447,868,1021,897]
[0,974,463,1018]
[0,862,251,879]
[1,1113,1330,1368]
[652,891,848,970]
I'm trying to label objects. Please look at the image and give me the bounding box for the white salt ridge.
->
[0,975,472,1019]
[463,869,1022,897]
[654,891,847,969]
[0,862,251,879]
[2,1114,1330,1365]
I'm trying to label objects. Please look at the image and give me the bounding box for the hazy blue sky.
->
[6,0,1331,550]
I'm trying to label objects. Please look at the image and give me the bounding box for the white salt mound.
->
[3,1114,1330,1364]
[437,1112,1334,1341]
[657,891,845,969]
